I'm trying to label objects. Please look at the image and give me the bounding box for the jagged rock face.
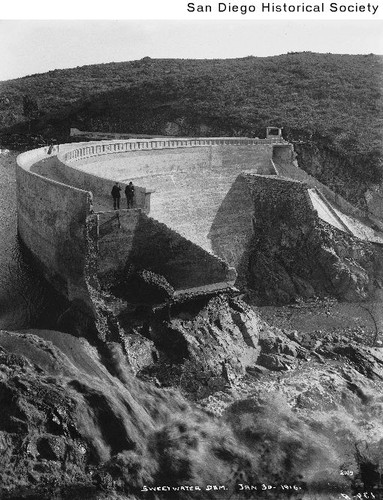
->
[293,141,370,211]
[365,184,383,220]
[199,324,383,495]
[248,215,380,305]
[147,297,261,397]
[122,333,157,374]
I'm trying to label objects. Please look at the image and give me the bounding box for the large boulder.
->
[148,296,261,396]
[248,215,380,305]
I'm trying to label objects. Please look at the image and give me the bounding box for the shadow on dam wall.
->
[93,208,235,292]
[208,175,256,285]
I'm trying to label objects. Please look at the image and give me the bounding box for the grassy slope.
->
[0,53,382,181]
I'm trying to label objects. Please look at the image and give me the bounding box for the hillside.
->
[0,52,382,205]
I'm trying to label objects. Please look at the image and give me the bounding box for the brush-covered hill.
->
[0,52,382,206]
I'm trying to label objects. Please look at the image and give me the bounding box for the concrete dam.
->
[16,131,383,315]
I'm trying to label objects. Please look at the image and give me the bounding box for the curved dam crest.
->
[17,135,383,315]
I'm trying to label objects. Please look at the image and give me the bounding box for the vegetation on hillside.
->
[0,52,382,183]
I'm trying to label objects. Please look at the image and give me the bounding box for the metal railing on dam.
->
[63,137,285,163]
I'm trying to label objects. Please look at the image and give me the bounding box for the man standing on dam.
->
[111,182,121,210]
[125,181,135,209]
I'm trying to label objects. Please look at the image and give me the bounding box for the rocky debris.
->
[258,326,306,358]
[198,331,383,496]
[248,213,381,305]
[261,323,383,383]
[323,337,383,381]
[185,296,383,495]
[241,322,309,372]
[256,353,297,371]
[144,296,261,397]
[112,268,175,305]
[3,291,383,497]
[121,332,157,374]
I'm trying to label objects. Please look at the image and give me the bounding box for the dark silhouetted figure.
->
[125,181,135,209]
[111,182,121,210]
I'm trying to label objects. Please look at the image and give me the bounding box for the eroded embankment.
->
[2,292,383,498]
[240,173,383,305]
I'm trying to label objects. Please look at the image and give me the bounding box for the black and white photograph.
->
[0,14,382,500]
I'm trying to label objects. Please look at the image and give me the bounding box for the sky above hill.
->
[0,20,382,81]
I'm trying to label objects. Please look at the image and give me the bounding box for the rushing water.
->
[0,151,55,329]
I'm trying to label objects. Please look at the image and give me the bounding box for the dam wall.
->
[16,147,93,309]
[17,135,383,313]
[63,140,278,251]
[208,174,255,276]
[17,139,245,309]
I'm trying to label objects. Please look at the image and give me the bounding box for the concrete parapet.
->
[62,137,285,163]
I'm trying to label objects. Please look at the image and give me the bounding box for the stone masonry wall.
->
[243,173,379,304]
[245,174,316,227]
